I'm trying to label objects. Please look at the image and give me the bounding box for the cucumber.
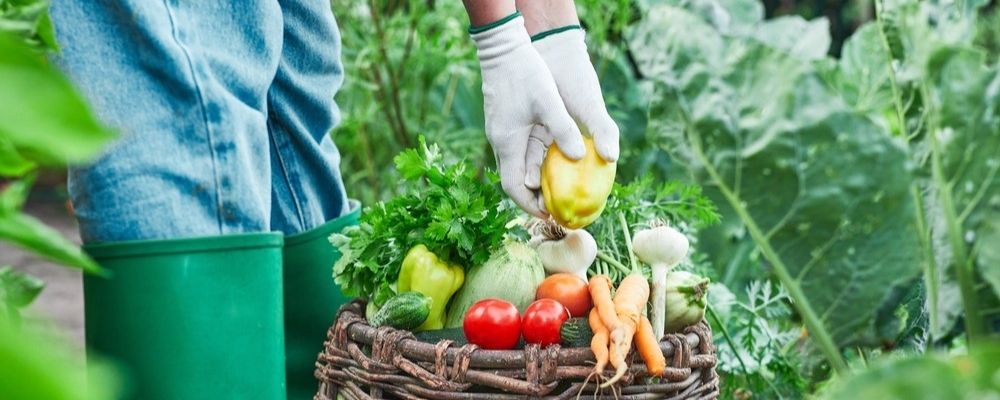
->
[365,300,381,321]
[560,317,593,348]
[369,292,432,330]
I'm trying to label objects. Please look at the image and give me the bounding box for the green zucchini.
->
[369,292,432,330]
[414,327,468,345]
[560,317,593,348]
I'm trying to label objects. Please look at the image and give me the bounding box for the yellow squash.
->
[541,135,616,229]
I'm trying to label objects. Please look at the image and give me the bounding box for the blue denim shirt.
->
[51,0,350,243]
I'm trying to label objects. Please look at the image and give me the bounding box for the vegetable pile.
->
[330,137,721,387]
[331,137,517,308]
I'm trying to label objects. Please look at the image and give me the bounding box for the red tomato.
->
[463,299,521,350]
[535,273,592,317]
[521,299,571,347]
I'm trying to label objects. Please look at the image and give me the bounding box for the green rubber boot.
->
[282,203,360,399]
[83,233,287,400]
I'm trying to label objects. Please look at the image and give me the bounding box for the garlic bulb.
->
[527,219,597,280]
[632,220,690,339]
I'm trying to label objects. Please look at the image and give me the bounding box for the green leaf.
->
[0,212,103,274]
[979,218,1000,299]
[630,4,923,366]
[922,46,1000,335]
[820,344,1000,399]
[660,0,764,34]
[0,318,119,400]
[33,11,57,51]
[0,266,44,309]
[0,137,35,176]
[0,175,33,213]
[752,16,831,61]
[0,34,114,165]
[824,356,964,399]
[825,23,896,114]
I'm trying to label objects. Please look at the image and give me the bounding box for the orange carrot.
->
[606,338,626,384]
[602,273,651,387]
[613,273,650,330]
[635,316,666,376]
[589,275,621,331]
[588,309,610,375]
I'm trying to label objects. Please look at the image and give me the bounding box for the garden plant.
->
[2,0,999,399]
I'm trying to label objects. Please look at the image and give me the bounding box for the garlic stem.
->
[617,212,639,273]
[596,251,631,274]
[650,263,668,339]
[631,222,690,342]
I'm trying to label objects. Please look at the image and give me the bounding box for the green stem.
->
[927,111,984,342]
[688,130,849,374]
[367,0,411,148]
[706,305,750,376]
[874,0,941,343]
[874,0,907,141]
[911,185,939,341]
[617,212,639,273]
[596,251,631,274]
[979,305,1000,315]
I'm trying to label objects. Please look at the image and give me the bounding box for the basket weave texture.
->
[315,301,719,399]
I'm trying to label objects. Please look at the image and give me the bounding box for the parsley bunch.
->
[331,137,517,303]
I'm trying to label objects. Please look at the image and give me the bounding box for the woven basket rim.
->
[337,302,704,368]
[315,300,720,399]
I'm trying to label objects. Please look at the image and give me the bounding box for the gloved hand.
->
[471,13,586,218]
[531,27,619,164]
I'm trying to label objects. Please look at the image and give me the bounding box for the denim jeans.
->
[51,0,349,243]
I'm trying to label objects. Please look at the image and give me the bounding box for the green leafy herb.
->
[708,281,808,399]
[602,176,720,230]
[331,137,518,303]
[586,176,719,282]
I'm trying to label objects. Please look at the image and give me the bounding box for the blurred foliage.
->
[975,4,1000,63]
[763,0,875,56]
[0,32,110,274]
[0,321,119,400]
[0,0,56,50]
[0,265,43,325]
[332,0,1000,398]
[818,343,1000,399]
[332,0,487,206]
[632,0,922,375]
[1,0,118,398]
[332,0,655,204]
[1,0,996,398]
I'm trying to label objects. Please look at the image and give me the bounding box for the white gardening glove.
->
[472,14,586,218]
[531,27,619,164]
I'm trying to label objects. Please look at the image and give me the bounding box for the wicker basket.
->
[315,301,719,399]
